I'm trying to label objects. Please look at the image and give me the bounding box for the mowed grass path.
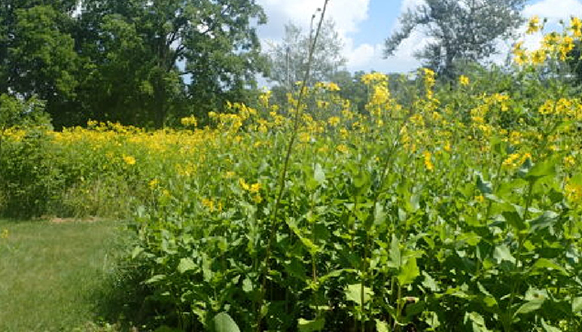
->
[0,219,124,332]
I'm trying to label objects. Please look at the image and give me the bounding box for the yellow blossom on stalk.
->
[513,41,527,65]
[526,15,542,34]
[225,171,236,179]
[339,128,349,139]
[123,155,136,166]
[423,151,434,171]
[328,116,341,127]
[149,179,159,189]
[180,115,197,127]
[252,195,263,204]
[502,153,521,169]
[559,36,575,60]
[201,198,215,211]
[565,182,582,205]
[530,49,547,65]
[361,72,387,85]
[542,32,560,51]
[459,75,470,86]
[259,90,271,108]
[326,82,341,91]
[564,155,576,168]
[539,100,555,115]
[336,144,349,154]
[1,229,8,239]
[475,195,486,204]
[249,183,261,194]
[239,178,250,191]
[299,132,311,143]
[571,17,582,38]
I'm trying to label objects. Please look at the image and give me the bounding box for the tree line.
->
[2,0,580,129]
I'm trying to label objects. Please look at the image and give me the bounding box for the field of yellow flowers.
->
[0,17,581,332]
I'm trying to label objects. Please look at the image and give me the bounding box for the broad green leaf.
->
[541,319,561,332]
[313,163,325,185]
[476,173,493,195]
[177,257,196,274]
[213,312,241,332]
[145,274,166,284]
[388,235,402,269]
[298,318,325,332]
[573,297,582,313]
[464,312,491,332]
[531,258,569,276]
[422,271,439,292]
[345,283,373,304]
[502,211,526,232]
[376,319,389,332]
[514,300,544,317]
[493,245,516,264]
[398,256,420,286]
[525,158,557,183]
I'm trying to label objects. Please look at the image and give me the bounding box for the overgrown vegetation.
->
[1,16,581,331]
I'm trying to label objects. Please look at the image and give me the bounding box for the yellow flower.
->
[239,178,250,191]
[180,116,198,127]
[1,229,8,239]
[249,183,261,194]
[326,82,341,91]
[328,116,341,127]
[336,144,349,154]
[459,75,470,86]
[475,195,486,204]
[252,195,263,204]
[423,151,434,171]
[526,15,542,34]
[123,155,136,166]
[564,155,576,168]
[201,198,215,211]
[570,17,582,38]
[148,179,159,189]
[565,182,582,205]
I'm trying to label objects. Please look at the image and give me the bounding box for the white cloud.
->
[524,0,582,21]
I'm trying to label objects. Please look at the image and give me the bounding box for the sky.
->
[255,0,582,75]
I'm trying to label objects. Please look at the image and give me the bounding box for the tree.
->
[267,20,346,88]
[384,0,526,78]
[1,0,268,128]
[72,0,268,128]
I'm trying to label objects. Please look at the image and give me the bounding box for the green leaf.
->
[531,258,569,276]
[464,312,491,332]
[314,163,325,185]
[493,245,516,264]
[376,319,389,332]
[145,274,166,284]
[476,173,493,195]
[345,283,373,304]
[177,258,196,274]
[525,158,557,183]
[541,319,561,332]
[212,312,241,332]
[298,318,325,332]
[388,235,401,269]
[398,256,420,286]
[572,297,582,313]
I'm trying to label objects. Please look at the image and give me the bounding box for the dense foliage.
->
[384,0,527,78]
[0,0,267,128]
[1,18,581,332]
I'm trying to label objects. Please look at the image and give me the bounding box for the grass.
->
[0,219,127,332]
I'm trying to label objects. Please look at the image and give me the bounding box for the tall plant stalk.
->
[254,1,330,330]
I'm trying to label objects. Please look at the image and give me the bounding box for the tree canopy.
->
[384,0,527,78]
[266,20,346,88]
[1,0,268,128]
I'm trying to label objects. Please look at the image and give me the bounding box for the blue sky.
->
[256,0,582,74]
